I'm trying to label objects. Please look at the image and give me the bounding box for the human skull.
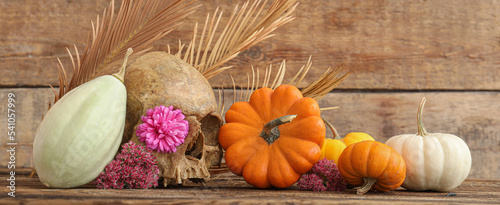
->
[96,51,223,186]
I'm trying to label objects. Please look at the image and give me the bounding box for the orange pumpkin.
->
[218,84,325,188]
[337,140,406,195]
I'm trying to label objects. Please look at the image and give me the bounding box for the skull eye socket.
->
[185,130,204,160]
[199,113,222,146]
[184,113,222,160]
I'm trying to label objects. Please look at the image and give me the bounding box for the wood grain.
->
[1,88,499,179]
[0,168,499,204]
[1,0,500,89]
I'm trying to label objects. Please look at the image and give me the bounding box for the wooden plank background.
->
[1,0,499,180]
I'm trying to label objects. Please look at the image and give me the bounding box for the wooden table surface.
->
[1,168,499,205]
[2,0,500,181]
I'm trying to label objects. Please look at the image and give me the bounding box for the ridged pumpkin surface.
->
[218,84,325,188]
[338,141,406,192]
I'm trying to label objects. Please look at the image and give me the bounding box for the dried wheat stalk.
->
[51,0,198,108]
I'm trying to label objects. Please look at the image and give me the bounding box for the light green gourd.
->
[33,48,133,188]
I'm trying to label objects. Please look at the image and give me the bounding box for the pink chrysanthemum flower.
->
[94,141,160,189]
[297,158,348,191]
[136,105,189,153]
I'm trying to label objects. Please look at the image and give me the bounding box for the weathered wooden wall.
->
[1,0,499,179]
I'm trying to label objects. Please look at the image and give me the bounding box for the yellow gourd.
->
[320,120,374,164]
[343,132,375,146]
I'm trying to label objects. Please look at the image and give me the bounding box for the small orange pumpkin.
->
[337,140,406,195]
[218,84,325,188]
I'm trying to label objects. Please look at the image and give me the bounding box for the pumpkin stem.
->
[322,118,341,139]
[357,177,377,195]
[417,97,429,136]
[261,115,297,144]
[112,48,133,83]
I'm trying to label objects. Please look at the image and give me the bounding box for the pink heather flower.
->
[136,105,189,153]
[297,158,347,191]
[94,141,160,189]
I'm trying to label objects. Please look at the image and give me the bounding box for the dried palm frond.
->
[176,0,298,79]
[219,57,349,123]
[51,0,199,107]
[299,65,351,101]
[285,57,352,101]
[232,57,351,105]
[217,87,226,118]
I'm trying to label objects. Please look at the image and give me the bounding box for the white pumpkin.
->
[385,97,471,192]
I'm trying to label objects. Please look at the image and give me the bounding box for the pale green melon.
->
[33,49,133,188]
[33,75,126,188]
